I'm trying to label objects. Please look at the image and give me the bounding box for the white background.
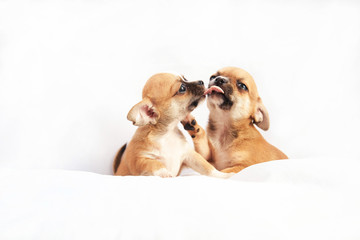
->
[1,0,359,174]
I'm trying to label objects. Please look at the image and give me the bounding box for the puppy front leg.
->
[221,165,247,173]
[184,151,233,178]
[181,114,212,161]
[135,158,173,177]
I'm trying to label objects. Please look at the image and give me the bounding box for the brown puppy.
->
[113,73,232,178]
[182,67,288,173]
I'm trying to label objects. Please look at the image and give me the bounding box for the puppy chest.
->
[212,148,231,170]
[156,131,188,173]
[209,138,231,169]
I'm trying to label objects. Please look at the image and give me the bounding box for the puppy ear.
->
[253,101,270,131]
[127,98,159,126]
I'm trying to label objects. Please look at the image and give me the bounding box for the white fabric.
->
[1,1,359,239]
[1,158,359,240]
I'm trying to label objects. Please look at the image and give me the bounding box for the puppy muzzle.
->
[185,80,206,111]
[213,76,229,86]
[186,80,205,96]
[206,76,234,110]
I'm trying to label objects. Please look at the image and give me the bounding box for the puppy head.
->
[127,73,205,126]
[205,67,269,130]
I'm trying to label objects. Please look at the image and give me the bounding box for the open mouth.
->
[188,95,205,111]
[203,86,224,95]
[204,85,233,110]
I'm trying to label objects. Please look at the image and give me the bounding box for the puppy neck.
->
[147,118,180,135]
[208,110,261,144]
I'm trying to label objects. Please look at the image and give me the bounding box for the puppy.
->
[113,73,232,178]
[181,67,288,173]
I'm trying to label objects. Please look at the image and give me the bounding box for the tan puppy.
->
[113,73,232,178]
[181,67,288,173]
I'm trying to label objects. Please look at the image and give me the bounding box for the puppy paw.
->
[153,168,174,178]
[181,114,201,139]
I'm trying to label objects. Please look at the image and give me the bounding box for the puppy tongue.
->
[204,86,224,95]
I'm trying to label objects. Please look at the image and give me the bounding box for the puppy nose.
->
[197,80,204,85]
[214,77,228,85]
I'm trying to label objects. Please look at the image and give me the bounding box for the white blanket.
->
[1,158,359,240]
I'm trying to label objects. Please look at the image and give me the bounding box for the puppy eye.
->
[210,75,216,81]
[237,82,248,91]
[178,83,186,94]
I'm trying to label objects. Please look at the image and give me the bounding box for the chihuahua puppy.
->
[181,67,288,173]
[113,73,232,178]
